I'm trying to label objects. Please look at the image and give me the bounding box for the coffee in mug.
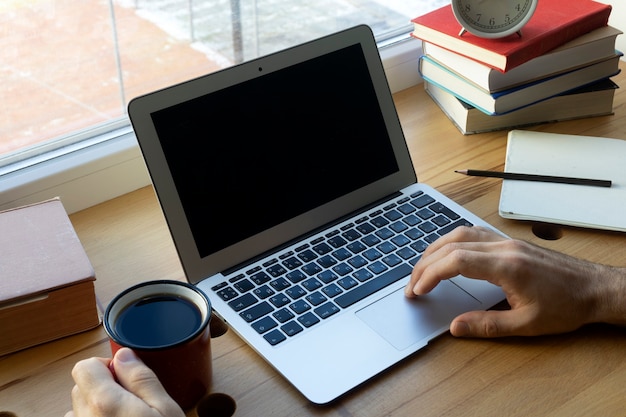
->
[104,280,212,410]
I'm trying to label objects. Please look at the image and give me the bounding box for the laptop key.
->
[437,218,473,236]
[285,285,306,299]
[347,241,367,254]
[267,264,287,278]
[332,248,351,261]
[418,221,437,234]
[263,329,286,346]
[285,270,306,283]
[377,241,396,254]
[432,214,451,227]
[270,277,291,291]
[254,285,275,299]
[390,221,408,233]
[383,254,403,267]
[312,242,333,255]
[397,203,416,215]
[216,286,238,301]
[273,308,295,323]
[306,291,327,306]
[240,301,273,322]
[298,249,318,262]
[411,194,435,208]
[317,270,338,284]
[370,216,389,228]
[328,236,347,248]
[281,321,304,337]
[338,277,359,290]
[384,209,402,221]
[314,302,340,319]
[212,281,228,291]
[302,278,322,291]
[302,262,322,276]
[362,234,381,247]
[317,254,337,268]
[362,248,382,261]
[375,227,394,239]
[403,214,421,226]
[354,267,374,282]
[234,278,254,293]
[342,229,362,241]
[251,271,271,285]
[405,227,424,240]
[228,292,257,311]
[282,256,303,270]
[269,293,290,308]
[410,240,429,253]
[367,260,388,274]
[297,311,320,328]
[424,233,440,244]
[430,202,460,220]
[356,222,375,234]
[322,283,343,298]
[397,247,417,260]
[290,299,311,314]
[333,263,353,276]
[348,255,367,268]
[391,235,410,247]
[335,263,412,308]
[252,316,277,334]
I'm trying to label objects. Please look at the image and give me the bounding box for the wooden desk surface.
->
[2,64,626,417]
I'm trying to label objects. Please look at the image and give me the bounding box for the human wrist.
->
[588,265,626,326]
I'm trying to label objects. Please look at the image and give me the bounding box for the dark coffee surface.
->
[115,295,202,347]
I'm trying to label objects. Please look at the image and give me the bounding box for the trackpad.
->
[355,282,481,351]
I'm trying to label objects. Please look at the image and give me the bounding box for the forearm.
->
[589,264,626,327]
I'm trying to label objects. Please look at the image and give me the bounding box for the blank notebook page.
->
[499,130,626,231]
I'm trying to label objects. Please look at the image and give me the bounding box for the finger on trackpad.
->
[355,282,481,351]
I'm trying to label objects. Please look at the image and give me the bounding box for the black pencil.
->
[455,169,612,188]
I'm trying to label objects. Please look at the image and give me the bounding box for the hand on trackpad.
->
[355,281,482,351]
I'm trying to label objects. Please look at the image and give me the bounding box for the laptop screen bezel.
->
[128,25,417,284]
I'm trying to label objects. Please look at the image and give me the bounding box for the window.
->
[0,0,447,213]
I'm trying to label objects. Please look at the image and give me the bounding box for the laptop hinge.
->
[221,190,404,276]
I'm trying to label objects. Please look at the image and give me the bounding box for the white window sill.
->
[0,38,424,214]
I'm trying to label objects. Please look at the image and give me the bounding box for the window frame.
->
[0,37,423,214]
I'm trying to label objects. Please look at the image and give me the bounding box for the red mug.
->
[103,280,212,410]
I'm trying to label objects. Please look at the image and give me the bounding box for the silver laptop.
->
[128,24,504,405]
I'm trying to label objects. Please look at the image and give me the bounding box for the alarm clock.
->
[451,0,538,39]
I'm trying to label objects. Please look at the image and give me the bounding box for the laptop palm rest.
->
[355,281,481,351]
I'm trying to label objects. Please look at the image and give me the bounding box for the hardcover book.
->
[425,79,617,135]
[411,0,612,72]
[422,25,622,93]
[0,198,100,355]
[419,53,621,115]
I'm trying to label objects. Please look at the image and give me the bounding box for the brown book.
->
[0,198,100,355]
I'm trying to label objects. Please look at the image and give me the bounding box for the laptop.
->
[128,24,505,405]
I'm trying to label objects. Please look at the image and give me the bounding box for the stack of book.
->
[411,0,622,135]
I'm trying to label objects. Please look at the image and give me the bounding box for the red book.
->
[411,0,612,72]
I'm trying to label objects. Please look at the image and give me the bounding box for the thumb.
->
[450,310,527,338]
[113,348,183,416]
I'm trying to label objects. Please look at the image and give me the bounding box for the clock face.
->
[452,0,538,38]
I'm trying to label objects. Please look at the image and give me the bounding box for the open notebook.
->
[128,25,504,404]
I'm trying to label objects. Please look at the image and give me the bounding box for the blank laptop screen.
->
[150,43,399,259]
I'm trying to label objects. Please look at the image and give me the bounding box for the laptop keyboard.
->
[211,190,472,346]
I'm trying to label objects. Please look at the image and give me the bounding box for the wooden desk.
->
[2,64,625,417]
